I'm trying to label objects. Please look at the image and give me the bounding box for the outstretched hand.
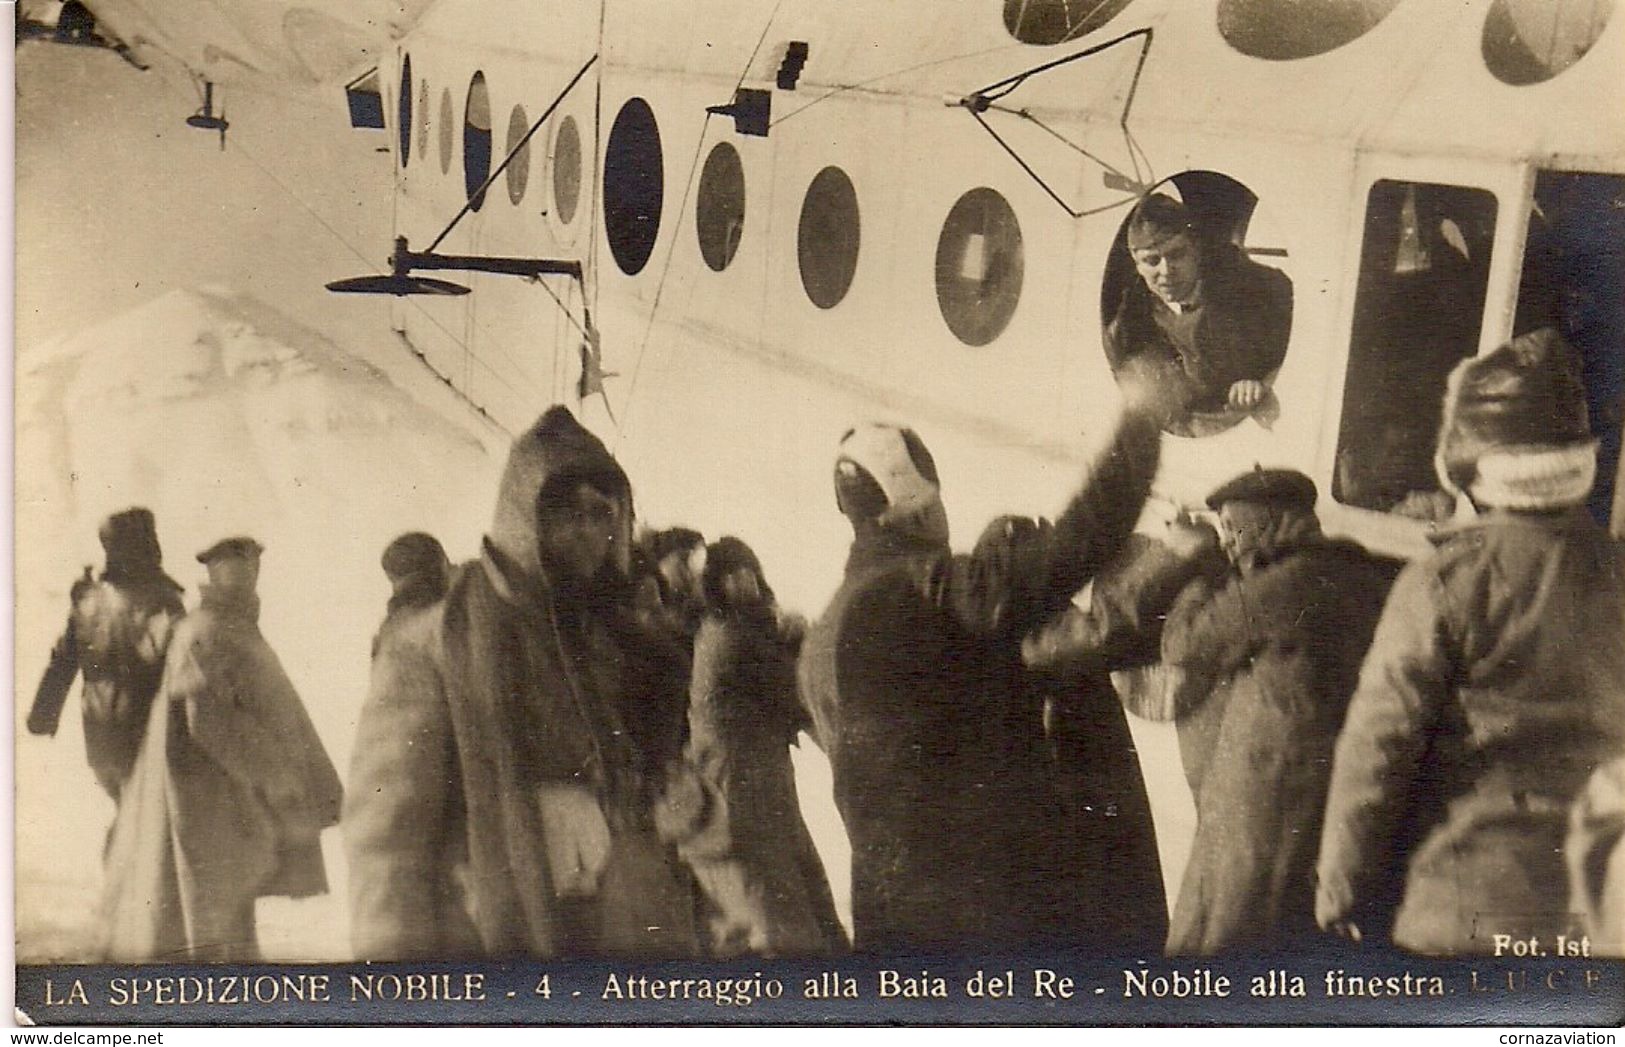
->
[1164,514,1220,560]
[1114,358,1177,427]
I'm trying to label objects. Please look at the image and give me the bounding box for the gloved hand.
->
[1164,513,1221,561]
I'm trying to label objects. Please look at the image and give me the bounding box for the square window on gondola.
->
[1333,180,1498,520]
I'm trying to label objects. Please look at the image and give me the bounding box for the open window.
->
[1099,171,1294,437]
[1333,180,1499,517]
[1513,172,1625,529]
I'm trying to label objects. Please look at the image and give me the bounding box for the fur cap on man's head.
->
[1434,328,1597,510]
[99,507,163,573]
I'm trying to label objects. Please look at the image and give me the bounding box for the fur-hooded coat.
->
[345,406,696,959]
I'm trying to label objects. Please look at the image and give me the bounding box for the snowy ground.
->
[14,39,1192,962]
[14,41,509,961]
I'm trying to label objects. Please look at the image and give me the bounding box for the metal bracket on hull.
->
[327,236,613,416]
[186,80,229,150]
[327,236,583,295]
[325,54,612,411]
[949,27,1156,218]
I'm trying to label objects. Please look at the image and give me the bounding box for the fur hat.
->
[381,532,450,610]
[381,532,447,582]
[1126,193,1196,252]
[98,507,163,573]
[644,526,705,565]
[1434,328,1597,510]
[834,424,942,524]
[702,535,773,610]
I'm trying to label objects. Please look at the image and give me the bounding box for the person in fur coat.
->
[677,537,845,956]
[28,507,186,807]
[1157,469,1394,955]
[1317,329,1625,955]
[345,406,698,960]
[798,382,1167,952]
[371,531,453,657]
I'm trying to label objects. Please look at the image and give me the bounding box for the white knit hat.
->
[833,424,942,525]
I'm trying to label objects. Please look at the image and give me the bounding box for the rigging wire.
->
[611,113,715,449]
[954,26,1155,219]
[967,25,1150,104]
[983,102,1130,182]
[734,0,788,94]
[968,107,1139,220]
[768,43,1024,131]
[612,0,788,447]
[226,127,548,416]
[585,0,610,410]
[425,54,599,253]
[534,275,588,339]
[1059,0,1132,45]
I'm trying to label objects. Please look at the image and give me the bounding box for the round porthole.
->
[695,141,745,272]
[1217,0,1402,60]
[505,104,530,206]
[437,87,453,175]
[463,72,492,211]
[1484,0,1614,85]
[603,98,664,276]
[1003,0,1136,45]
[553,115,582,226]
[417,79,429,158]
[935,188,1023,347]
[398,55,412,167]
[798,166,860,310]
[1098,172,1295,438]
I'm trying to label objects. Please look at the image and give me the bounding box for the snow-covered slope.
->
[14,286,503,961]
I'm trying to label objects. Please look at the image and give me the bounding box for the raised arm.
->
[922,405,1163,640]
[1042,407,1164,615]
